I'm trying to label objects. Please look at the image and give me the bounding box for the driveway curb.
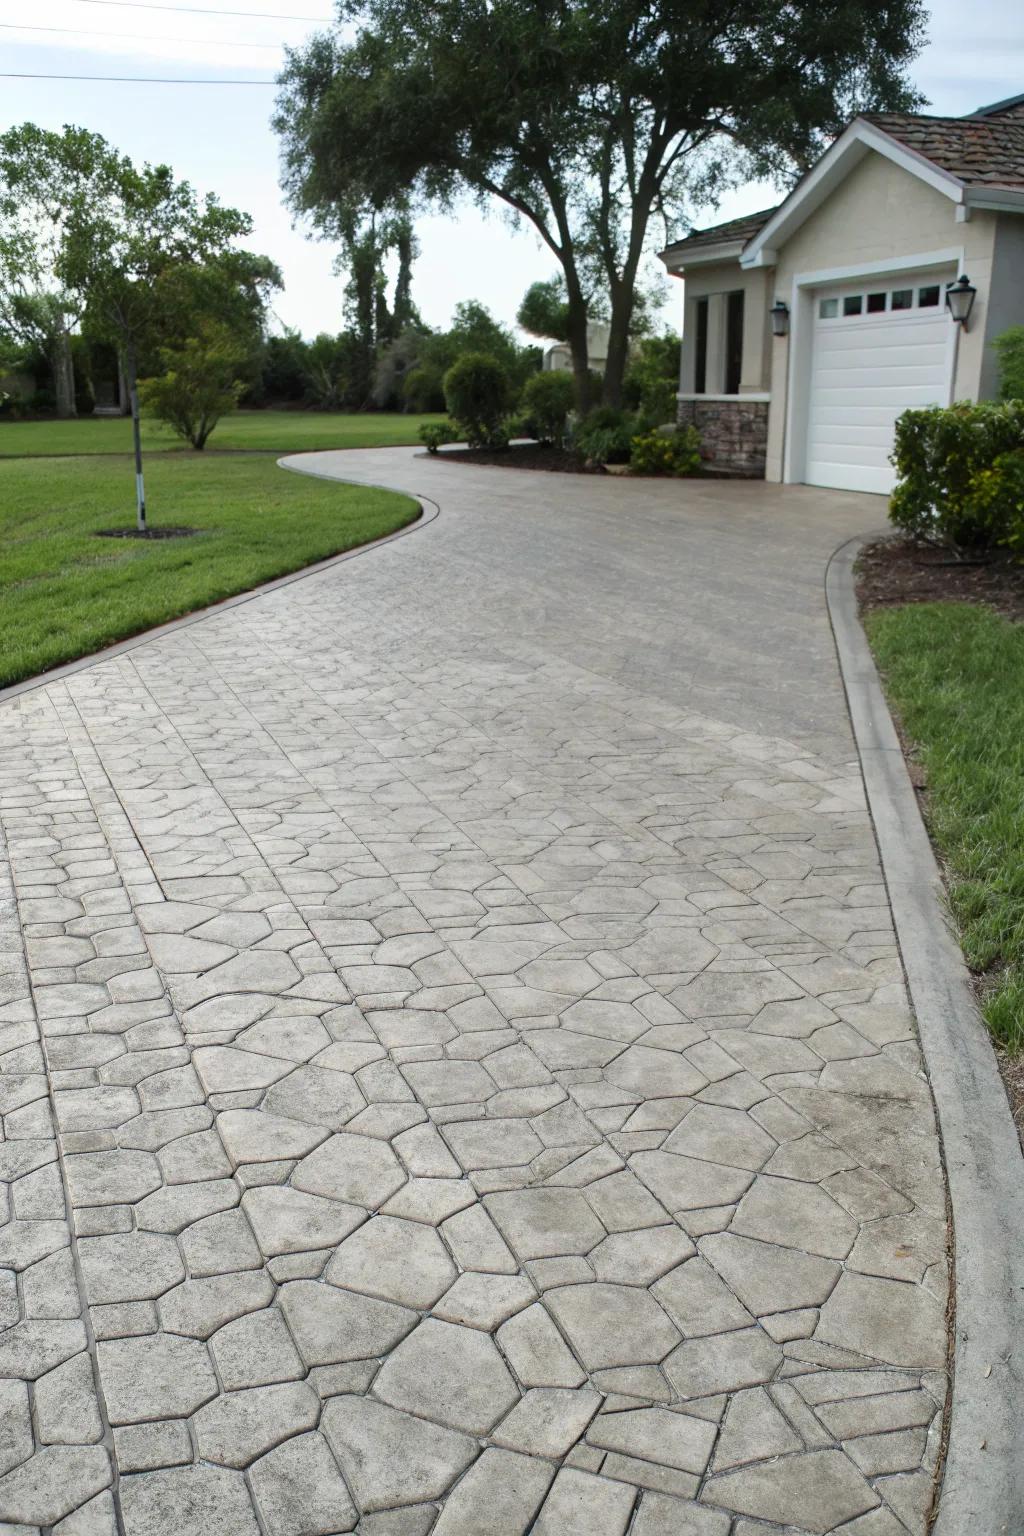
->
[0,477,436,707]
[826,535,1024,1534]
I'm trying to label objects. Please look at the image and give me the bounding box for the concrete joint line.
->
[826,534,1024,1533]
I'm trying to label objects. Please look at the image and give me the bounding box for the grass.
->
[0,409,444,458]
[0,452,419,689]
[865,600,1024,1053]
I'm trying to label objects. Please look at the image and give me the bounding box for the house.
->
[658,94,1024,492]
[543,320,611,375]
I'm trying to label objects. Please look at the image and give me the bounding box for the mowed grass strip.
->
[0,452,419,688]
[0,409,445,458]
[865,600,1024,1052]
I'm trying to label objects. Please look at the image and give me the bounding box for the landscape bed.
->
[857,537,1024,1138]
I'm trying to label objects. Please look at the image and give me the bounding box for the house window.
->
[918,285,941,307]
[725,291,744,395]
[694,297,709,394]
[891,289,913,310]
[866,292,887,313]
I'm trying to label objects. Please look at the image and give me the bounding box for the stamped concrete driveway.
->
[0,451,948,1536]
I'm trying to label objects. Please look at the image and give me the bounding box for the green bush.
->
[969,448,1024,558]
[889,401,1024,551]
[520,370,576,445]
[139,327,246,450]
[443,352,512,447]
[403,363,446,413]
[994,326,1024,402]
[575,406,639,464]
[623,333,681,422]
[419,420,459,454]
[630,424,701,476]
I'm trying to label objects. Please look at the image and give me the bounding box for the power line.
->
[69,0,331,20]
[0,22,282,48]
[0,71,277,82]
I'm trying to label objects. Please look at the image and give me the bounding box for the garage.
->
[804,271,956,494]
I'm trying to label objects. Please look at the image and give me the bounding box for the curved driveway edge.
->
[826,536,1024,1532]
[0,485,435,709]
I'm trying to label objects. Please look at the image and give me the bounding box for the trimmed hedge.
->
[889,400,1024,552]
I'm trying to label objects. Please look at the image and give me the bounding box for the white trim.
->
[965,187,1024,214]
[676,392,771,403]
[742,119,966,268]
[782,250,963,486]
[660,240,746,273]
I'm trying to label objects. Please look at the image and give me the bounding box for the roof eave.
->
[964,184,1024,213]
[658,239,746,274]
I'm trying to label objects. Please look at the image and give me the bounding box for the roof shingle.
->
[662,206,779,255]
[863,111,1024,188]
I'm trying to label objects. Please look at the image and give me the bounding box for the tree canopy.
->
[275,0,927,406]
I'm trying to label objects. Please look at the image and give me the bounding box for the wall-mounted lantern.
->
[945,275,977,328]
[769,300,790,337]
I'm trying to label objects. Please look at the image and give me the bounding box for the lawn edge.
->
[0,480,437,705]
[826,534,1024,1531]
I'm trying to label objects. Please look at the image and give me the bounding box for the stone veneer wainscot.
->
[677,394,769,477]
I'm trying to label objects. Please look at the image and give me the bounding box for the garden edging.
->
[826,534,1024,1534]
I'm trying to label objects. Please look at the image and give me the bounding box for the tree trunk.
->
[563,277,591,415]
[52,330,77,419]
[125,341,147,533]
[603,273,638,408]
[117,354,130,415]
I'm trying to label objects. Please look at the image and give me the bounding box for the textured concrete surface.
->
[0,450,948,1534]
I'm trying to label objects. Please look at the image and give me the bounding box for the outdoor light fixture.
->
[945,274,977,328]
[769,300,790,337]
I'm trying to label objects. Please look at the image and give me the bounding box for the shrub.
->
[420,420,459,454]
[889,400,1024,551]
[403,363,446,413]
[971,449,1024,558]
[623,333,681,422]
[139,327,246,449]
[630,424,701,476]
[443,352,512,447]
[575,406,638,464]
[520,370,576,445]
[994,326,1024,402]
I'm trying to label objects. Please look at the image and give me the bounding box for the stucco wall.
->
[764,150,999,481]
[981,213,1024,398]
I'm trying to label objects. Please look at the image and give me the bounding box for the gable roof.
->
[662,207,779,257]
[972,92,1024,120]
[863,111,1024,188]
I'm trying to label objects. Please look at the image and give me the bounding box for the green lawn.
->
[0,452,418,689]
[866,601,1024,1053]
[0,409,443,458]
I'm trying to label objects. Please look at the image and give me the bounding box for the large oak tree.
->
[274,0,927,408]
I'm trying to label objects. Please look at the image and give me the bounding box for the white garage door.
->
[805,272,955,494]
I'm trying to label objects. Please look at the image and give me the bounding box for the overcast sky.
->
[1,0,1021,340]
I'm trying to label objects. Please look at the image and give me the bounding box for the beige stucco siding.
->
[764,151,999,480]
[982,213,1024,398]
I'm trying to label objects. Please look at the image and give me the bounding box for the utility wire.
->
[68,0,331,20]
[0,71,277,82]
[0,21,281,47]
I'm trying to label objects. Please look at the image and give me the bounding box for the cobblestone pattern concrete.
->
[0,453,948,1534]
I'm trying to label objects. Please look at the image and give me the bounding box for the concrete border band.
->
[826,535,1024,1533]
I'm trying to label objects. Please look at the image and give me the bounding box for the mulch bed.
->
[434,443,602,473]
[856,535,1024,621]
[95,526,199,540]
[855,533,1024,1150]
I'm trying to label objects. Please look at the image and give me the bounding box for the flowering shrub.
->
[629,424,701,476]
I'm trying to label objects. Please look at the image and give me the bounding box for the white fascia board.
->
[964,186,1024,214]
[660,240,745,274]
[741,118,967,268]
